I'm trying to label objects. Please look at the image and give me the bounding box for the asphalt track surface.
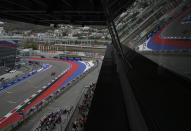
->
[16,60,102,131]
[0,60,69,118]
[161,7,191,39]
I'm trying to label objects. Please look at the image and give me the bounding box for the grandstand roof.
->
[0,0,135,26]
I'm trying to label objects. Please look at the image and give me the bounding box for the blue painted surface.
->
[182,15,191,23]
[58,61,86,88]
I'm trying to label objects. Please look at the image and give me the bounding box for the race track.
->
[0,58,94,129]
[0,60,69,118]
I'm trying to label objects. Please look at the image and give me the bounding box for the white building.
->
[0,27,4,35]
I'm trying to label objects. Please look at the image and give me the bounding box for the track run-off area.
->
[0,58,94,130]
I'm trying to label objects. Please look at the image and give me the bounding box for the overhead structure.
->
[0,0,135,26]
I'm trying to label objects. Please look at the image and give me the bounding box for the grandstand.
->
[0,41,18,74]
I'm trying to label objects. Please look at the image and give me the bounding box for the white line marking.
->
[24,99,30,103]
[42,86,46,89]
[37,90,42,93]
[15,105,22,109]
[31,94,37,97]
[4,113,12,118]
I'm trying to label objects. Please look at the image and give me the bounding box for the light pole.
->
[14,49,17,68]
[3,58,5,67]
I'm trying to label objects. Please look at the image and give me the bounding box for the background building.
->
[0,40,18,72]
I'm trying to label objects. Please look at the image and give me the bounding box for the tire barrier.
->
[1,60,98,131]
